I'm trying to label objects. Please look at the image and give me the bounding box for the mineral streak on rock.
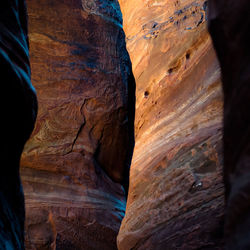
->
[208,1,250,249]
[0,1,37,249]
[21,0,135,249]
[118,0,224,249]
[81,0,123,27]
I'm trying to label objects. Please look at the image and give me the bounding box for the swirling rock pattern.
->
[21,0,135,249]
[117,0,224,249]
[81,0,123,27]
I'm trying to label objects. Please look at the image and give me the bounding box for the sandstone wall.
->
[208,1,250,249]
[21,0,135,249]
[117,0,224,249]
[0,1,37,249]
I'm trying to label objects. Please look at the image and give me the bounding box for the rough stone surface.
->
[21,0,135,249]
[0,1,37,249]
[208,1,250,249]
[117,0,224,249]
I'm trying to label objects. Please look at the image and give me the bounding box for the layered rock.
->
[118,0,224,249]
[21,0,135,249]
[0,1,37,249]
[208,1,250,249]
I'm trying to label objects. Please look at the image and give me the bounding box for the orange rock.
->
[118,0,224,249]
[21,0,135,249]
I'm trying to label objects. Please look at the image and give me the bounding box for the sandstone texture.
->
[21,0,135,249]
[208,1,250,249]
[0,1,37,249]
[118,0,224,249]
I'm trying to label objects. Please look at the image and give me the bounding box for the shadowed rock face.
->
[117,0,224,249]
[208,1,250,249]
[21,0,135,249]
[0,1,37,249]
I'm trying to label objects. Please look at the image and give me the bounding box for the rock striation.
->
[0,1,37,249]
[117,0,224,249]
[21,0,135,249]
[208,1,250,249]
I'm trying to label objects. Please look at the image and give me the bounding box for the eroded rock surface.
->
[208,1,250,249]
[118,0,224,249]
[0,1,37,249]
[21,0,135,249]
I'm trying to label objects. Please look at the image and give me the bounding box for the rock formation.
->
[117,0,224,249]
[208,1,250,249]
[21,0,135,249]
[0,1,37,249]
[2,0,249,249]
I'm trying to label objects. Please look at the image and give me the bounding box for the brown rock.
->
[208,1,250,249]
[0,1,37,249]
[21,0,135,249]
[117,0,224,249]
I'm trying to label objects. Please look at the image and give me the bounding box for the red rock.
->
[0,1,37,249]
[21,0,135,249]
[208,0,250,249]
[117,0,224,249]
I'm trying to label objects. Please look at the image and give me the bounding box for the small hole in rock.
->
[186,53,190,59]
[144,91,149,98]
[168,68,173,74]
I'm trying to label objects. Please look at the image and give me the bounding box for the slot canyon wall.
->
[20,0,135,249]
[0,1,37,249]
[1,0,250,249]
[117,0,225,249]
[208,1,250,249]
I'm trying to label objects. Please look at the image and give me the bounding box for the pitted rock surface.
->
[117,0,224,249]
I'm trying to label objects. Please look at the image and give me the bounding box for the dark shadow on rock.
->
[208,0,250,249]
[0,1,37,249]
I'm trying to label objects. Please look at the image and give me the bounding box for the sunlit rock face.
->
[0,1,37,249]
[208,1,250,249]
[117,0,224,249]
[21,0,135,249]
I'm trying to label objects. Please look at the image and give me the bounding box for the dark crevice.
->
[63,99,86,156]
